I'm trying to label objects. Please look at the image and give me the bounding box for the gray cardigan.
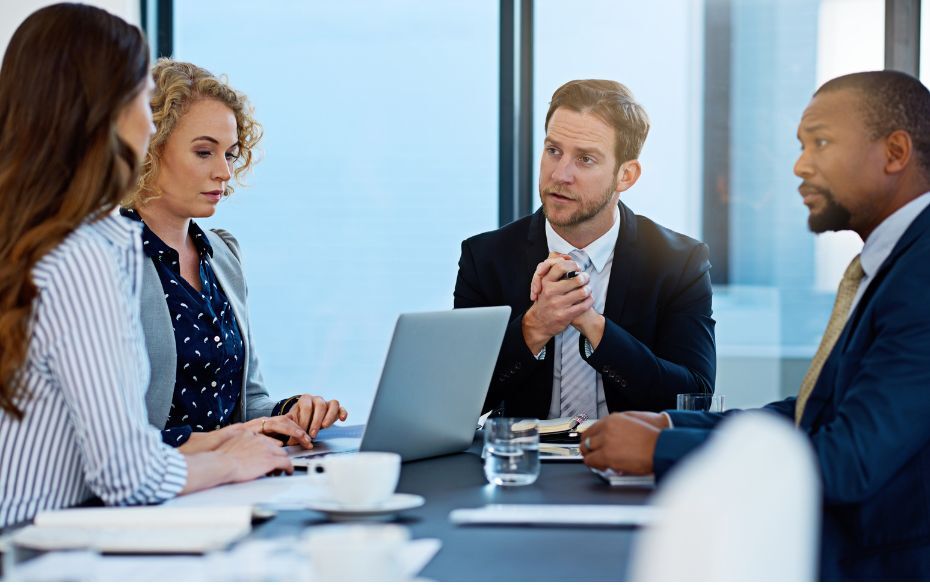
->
[139,228,278,429]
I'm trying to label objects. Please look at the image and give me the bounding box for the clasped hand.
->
[522,252,602,354]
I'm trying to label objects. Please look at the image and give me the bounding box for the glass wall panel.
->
[175,1,499,419]
[535,0,883,407]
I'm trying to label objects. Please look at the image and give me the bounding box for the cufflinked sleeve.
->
[584,242,716,411]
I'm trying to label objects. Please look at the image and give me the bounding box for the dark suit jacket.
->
[454,202,716,418]
[653,203,930,580]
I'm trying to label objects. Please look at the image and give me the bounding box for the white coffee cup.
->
[303,524,410,581]
[308,452,401,507]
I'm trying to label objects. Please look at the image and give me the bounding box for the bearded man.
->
[454,79,716,419]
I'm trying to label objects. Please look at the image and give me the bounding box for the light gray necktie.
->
[559,249,597,418]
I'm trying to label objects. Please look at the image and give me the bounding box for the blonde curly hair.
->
[125,58,263,207]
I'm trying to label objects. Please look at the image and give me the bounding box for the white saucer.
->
[306,493,425,521]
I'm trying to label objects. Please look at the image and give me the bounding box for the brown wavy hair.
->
[0,3,149,417]
[125,59,263,207]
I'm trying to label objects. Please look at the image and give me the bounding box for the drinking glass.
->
[483,418,540,486]
[676,393,725,413]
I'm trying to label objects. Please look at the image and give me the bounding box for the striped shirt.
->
[0,212,187,528]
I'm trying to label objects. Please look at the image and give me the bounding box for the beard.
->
[541,183,616,228]
[806,186,852,233]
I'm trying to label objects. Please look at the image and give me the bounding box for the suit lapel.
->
[525,209,550,282]
[603,202,637,321]
[800,203,930,429]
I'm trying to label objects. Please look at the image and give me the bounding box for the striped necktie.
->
[794,254,864,425]
[559,249,597,418]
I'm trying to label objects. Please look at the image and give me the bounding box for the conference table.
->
[257,428,652,581]
[6,427,654,581]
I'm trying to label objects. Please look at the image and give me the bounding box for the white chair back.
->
[630,411,820,581]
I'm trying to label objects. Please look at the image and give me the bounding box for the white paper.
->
[449,504,657,526]
[591,467,655,487]
[160,473,321,509]
[10,536,443,581]
[34,505,251,528]
[15,506,252,554]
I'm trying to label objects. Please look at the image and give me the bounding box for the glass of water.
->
[483,418,540,486]
[676,393,725,413]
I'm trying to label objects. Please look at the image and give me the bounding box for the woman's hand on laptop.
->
[216,430,294,481]
[285,394,348,441]
[242,416,314,449]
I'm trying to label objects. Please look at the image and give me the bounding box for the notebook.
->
[12,507,252,553]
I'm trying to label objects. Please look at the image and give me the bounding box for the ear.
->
[614,160,642,193]
[884,130,913,174]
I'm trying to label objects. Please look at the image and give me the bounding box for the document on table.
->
[9,537,443,581]
[591,467,655,488]
[12,506,252,553]
[161,473,319,509]
[450,504,657,527]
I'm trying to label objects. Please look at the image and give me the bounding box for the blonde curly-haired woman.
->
[122,60,347,454]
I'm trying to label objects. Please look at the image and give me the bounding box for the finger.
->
[321,400,341,428]
[338,407,348,421]
[568,295,595,318]
[308,396,327,437]
[530,258,565,300]
[544,273,590,298]
[271,452,294,475]
[262,416,311,447]
[293,398,314,432]
[566,283,593,305]
[583,449,609,470]
[542,259,582,283]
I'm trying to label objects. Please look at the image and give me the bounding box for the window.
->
[534,0,883,407]
[174,1,499,419]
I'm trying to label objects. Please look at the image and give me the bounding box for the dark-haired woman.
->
[0,3,291,528]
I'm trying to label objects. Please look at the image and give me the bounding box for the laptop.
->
[287,306,510,466]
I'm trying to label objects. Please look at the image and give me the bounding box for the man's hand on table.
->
[579,412,666,475]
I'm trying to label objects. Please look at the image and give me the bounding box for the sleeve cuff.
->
[662,411,674,429]
[161,425,192,446]
[272,395,301,417]
[533,346,547,361]
[583,337,594,358]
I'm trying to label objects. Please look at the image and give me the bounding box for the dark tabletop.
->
[254,429,653,581]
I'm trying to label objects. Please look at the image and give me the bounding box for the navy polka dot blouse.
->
[122,209,245,446]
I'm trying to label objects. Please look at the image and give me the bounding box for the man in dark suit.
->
[580,71,930,580]
[455,80,715,419]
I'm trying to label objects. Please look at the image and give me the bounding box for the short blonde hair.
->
[545,79,650,169]
[126,58,263,207]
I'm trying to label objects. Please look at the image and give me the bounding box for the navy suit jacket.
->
[653,203,930,580]
[454,202,716,418]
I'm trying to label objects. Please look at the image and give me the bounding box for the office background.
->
[0,0,925,420]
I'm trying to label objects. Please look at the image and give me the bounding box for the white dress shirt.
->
[0,212,187,528]
[545,215,621,419]
[849,191,930,314]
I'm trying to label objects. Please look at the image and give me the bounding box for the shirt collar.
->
[88,208,141,250]
[119,207,214,260]
[859,191,930,279]
[544,214,621,273]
